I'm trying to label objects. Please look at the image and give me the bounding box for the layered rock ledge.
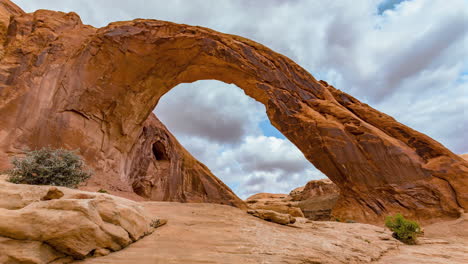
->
[0,176,162,263]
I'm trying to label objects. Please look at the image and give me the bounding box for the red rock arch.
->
[0,4,466,222]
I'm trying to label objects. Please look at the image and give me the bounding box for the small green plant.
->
[6,147,92,188]
[385,213,421,245]
[97,189,108,193]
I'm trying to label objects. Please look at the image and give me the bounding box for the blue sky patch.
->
[260,119,286,139]
[378,0,406,14]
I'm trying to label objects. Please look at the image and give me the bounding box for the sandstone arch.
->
[0,2,466,222]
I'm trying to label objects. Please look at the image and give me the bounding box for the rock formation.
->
[291,179,340,220]
[0,0,466,223]
[290,178,339,201]
[247,209,296,225]
[0,175,163,263]
[246,179,340,221]
[123,114,245,208]
[245,193,304,217]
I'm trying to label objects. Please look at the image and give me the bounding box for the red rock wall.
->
[0,0,466,223]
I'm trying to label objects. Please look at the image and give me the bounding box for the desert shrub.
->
[97,189,108,193]
[6,147,92,188]
[385,213,421,245]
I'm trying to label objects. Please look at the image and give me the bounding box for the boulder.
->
[247,209,296,225]
[0,176,164,263]
[246,179,341,221]
[245,193,304,218]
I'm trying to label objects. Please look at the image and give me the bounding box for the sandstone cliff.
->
[0,0,466,223]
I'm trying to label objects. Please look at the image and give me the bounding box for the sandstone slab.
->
[247,209,296,225]
[0,176,160,263]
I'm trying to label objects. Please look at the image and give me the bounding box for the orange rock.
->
[289,179,340,221]
[0,1,466,223]
[290,178,339,201]
[245,192,304,218]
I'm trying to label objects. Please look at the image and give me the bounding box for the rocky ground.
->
[76,202,468,264]
[1,175,467,263]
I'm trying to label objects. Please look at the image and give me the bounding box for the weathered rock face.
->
[0,0,466,223]
[245,193,304,218]
[246,179,340,221]
[290,179,340,221]
[0,175,162,263]
[290,178,339,201]
[247,209,296,225]
[126,114,245,208]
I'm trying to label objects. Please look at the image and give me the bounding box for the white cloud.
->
[155,81,264,144]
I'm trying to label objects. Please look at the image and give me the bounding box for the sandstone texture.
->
[246,179,340,221]
[247,209,296,225]
[292,179,341,220]
[76,202,468,264]
[0,176,161,263]
[124,114,245,208]
[245,192,305,217]
[77,202,401,264]
[290,178,339,201]
[0,0,466,223]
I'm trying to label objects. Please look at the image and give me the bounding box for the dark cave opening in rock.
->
[152,141,169,161]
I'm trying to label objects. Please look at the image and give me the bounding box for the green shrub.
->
[97,189,108,193]
[6,147,92,188]
[385,213,421,245]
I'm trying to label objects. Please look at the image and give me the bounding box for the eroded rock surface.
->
[0,0,466,222]
[245,193,304,217]
[78,202,402,264]
[292,179,340,220]
[246,179,340,221]
[0,176,161,263]
[247,209,296,225]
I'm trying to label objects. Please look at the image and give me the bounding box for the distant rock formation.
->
[0,0,466,223]
[246,179,340,221]
[290,178,339,201]
[291,179,340,221]
[245,193,305,218]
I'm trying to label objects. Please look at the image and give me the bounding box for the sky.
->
[16,0,468,198]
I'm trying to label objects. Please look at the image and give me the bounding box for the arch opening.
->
[153,80,328,199]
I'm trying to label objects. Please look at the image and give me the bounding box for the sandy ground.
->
[76,202,467,264]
